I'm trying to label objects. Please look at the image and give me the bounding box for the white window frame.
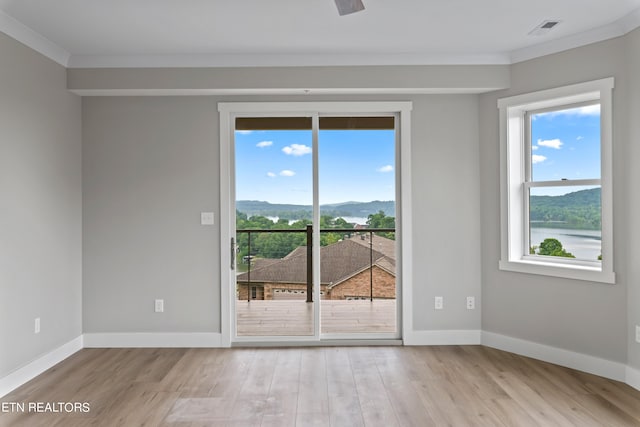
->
[498,78,615,284]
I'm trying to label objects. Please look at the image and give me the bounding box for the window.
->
[498,78,615,283]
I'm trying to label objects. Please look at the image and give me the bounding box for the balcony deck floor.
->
[236,299,396,336]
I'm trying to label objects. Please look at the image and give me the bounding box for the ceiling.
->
[0,0,639,68]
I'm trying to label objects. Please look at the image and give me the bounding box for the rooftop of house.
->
[237,234,396,286]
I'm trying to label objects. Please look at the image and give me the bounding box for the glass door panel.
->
[318,116,398,336]
[234,117,314,337]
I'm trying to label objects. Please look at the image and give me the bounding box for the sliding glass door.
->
[219,102,410,344]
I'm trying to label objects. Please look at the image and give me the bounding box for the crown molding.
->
[510,7,640,63]
[0,10,69,66]
[2,7,639,69]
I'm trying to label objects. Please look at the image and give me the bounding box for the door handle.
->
[230,237,235,270]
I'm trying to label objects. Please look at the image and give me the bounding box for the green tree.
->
[367,210,395,239]
[536,238,575,258]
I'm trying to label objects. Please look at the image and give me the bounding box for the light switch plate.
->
[201,212,214,225]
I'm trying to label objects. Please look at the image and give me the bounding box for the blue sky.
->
[235,129,395,205]
[531,104,600,195]
[530,104,600,191]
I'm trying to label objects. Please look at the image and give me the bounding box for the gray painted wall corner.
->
[0,33,82,377]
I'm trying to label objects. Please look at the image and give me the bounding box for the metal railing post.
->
[306,225,313,303]
[369,230,373,301]
[247,231,251,302]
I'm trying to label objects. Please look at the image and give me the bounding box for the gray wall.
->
[410,96,482,330]
[0,33,82,377]
[82,97,220,332]
[627,28,640,370]
[479,36,630,362]
[67,65,510,94]
[81,94,483,334]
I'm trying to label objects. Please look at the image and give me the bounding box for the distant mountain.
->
[236,200,395,220]
[530,187,601,230]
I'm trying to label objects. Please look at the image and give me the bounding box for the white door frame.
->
[218,101,413,346]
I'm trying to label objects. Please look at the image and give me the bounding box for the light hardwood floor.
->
[2,346,640,426]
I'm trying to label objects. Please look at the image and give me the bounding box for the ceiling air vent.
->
[528,20,562,36]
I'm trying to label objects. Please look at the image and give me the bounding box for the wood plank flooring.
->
[2,346,640,426]
[236,300,396,336]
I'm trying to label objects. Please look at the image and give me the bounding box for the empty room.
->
[2,0,640,425]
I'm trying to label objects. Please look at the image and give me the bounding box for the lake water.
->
[266,216,370,226]
[530,227,601,261]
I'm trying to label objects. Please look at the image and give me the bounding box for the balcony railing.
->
[236,226,395,302]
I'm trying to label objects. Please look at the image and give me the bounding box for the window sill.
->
[498,259,615,284]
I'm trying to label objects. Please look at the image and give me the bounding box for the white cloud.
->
[532,154,547,164]
[236,130,253,135]
[531,145,539,151]
[537,138,563,149]
[536,104,600,118]
[577,104,600,115]
[282,144,312,156]
[256,140,273,148]
[279,170,296,177]
[576,136,584,141]
[267,172,276,178]
[377,165,394,173]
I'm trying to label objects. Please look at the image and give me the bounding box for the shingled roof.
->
[237,235,395,286]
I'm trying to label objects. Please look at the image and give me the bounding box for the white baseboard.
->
[83,332,222,348]
[481,331,627,382]
[404,329,481,345]
[627,365,640,392]
[0,335,83,398]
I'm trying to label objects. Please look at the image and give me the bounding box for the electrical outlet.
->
[636,325,640,343]
[466,296,475,310]
[434,296,443,310]
[155,299,164,313]
[34,318,40,334]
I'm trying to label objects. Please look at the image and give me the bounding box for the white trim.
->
[219,108,233,348]
[510,18,627,64]
[498,78,615,283]
[0,335,83,398]
[482,331,626,382]
[618,7,640,34]
[627,366,640,392]
[83,332,222,348]
[233,339,403,347]
[510,7,640,63]
[404,330,482,346]
[0,10,70,67]
[498,260,616,284]
[399,109,413,343]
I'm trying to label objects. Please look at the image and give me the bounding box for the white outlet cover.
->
[466,296,475,309]
[636,325,640,343]
[434,296,443,310]
[155,299,164,313]
[34,318,40,334]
